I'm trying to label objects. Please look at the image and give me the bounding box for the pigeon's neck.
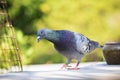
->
[45,31,59,43]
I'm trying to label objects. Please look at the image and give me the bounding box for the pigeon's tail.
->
[100,45,104,48]
[90,41,104,48]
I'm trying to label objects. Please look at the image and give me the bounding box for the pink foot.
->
[59,64,71,70]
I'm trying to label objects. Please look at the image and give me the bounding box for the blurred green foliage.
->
[7,0,120,64]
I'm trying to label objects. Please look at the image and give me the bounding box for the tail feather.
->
[100,45,104,48]
[91,41,103,48]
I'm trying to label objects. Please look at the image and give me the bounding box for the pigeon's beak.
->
[37,36,41,42]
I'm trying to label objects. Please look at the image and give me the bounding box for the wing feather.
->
[74,33,91,54]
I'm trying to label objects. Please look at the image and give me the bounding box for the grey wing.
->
[74,33,91,54]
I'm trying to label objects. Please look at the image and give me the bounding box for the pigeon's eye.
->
[41,31,43,34]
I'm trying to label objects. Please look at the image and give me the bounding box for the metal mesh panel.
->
[0,0,22,73]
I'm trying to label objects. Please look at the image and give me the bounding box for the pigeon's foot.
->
[67,61,80,70]
[67,67,80,70]
[59,64,71,70]
[67,64,80,70]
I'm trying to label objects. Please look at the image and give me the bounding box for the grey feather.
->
[37,28,102,65]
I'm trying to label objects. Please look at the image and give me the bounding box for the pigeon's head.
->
[37,28,54,42]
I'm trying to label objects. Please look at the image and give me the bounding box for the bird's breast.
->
[54,42,72,51]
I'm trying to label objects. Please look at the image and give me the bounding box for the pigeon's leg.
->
[67,61,80,70]
[59,59,71,70]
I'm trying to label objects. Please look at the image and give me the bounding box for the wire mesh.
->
[0,0,23,73]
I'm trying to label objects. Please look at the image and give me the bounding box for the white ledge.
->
[0,62,120,80]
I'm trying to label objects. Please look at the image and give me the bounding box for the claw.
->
[59,64,71,70]
[67,61,80,70]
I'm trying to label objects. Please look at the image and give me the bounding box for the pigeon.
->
[37,28,103,70]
